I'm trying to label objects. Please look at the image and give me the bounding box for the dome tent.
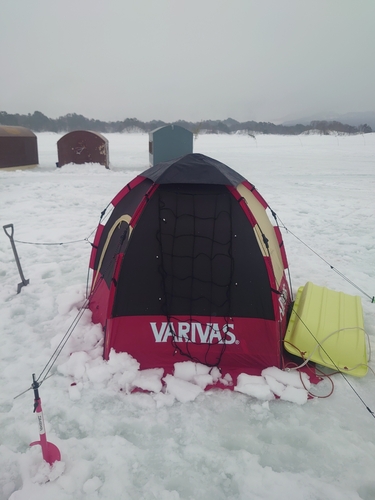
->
[88,153,291,381]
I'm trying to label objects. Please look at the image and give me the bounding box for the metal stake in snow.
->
[29,374,61,465]
[3,223,29,293]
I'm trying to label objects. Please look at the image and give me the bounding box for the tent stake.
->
[29,374,61,465]
[3,224,29,293]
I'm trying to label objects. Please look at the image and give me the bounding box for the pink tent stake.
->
[29,374,61,465]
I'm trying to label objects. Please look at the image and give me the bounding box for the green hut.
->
[149,125,193,166]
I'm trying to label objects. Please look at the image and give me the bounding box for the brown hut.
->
[57,131,109,168]
[0,125,39,170]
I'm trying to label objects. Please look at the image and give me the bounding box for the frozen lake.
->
[1,132,374,500]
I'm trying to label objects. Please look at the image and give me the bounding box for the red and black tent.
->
[88,153,291,379]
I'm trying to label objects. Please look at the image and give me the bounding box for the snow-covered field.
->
[1,132,374,500]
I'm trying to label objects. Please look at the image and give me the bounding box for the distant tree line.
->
[0,110,372,135]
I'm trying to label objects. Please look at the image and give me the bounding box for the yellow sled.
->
[284,282,368,377]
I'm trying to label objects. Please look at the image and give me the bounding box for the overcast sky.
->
[1,0,374,123]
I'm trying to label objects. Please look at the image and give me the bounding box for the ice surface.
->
[1,132,375,500]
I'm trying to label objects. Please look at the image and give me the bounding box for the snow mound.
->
[234,366,310,405]
[58,344,310,405]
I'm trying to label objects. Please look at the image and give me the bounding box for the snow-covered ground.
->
[1,132,374,500]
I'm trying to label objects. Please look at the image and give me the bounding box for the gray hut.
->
[0,125,39,170]
[57,130,109,168]
[149,125,193,166]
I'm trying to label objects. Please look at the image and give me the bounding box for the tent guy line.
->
[14,236,125,398]
[13,238,89,246]
[283,308,375,419]
[273,213,374,302]
[13,300,90,400]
